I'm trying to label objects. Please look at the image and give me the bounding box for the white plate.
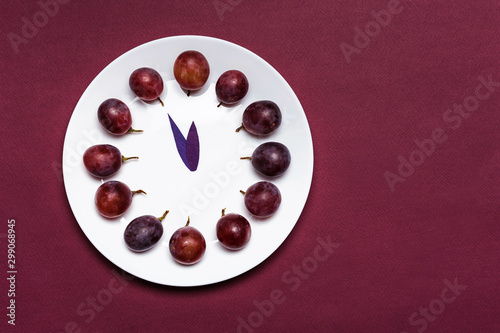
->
[62,35,313,286]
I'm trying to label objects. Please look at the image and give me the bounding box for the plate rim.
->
[62,35,314,287]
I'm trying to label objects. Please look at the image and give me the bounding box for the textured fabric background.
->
[1,0,499,332]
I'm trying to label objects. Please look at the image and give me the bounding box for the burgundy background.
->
[1,0,499,332]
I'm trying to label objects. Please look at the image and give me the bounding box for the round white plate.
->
[63,35,313,286]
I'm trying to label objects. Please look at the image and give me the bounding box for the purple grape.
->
[216,209,251,250]
[237,100,282,136]
[241,142,291,177]
[94,180,146,219]
[129,67,164,105]
[97,98,142,135]
[83,144,138,178]
[216,70,249,106]
[124,210,168,252]
[169,217,206,265]
[173,50,210,95]
[241,181,281,218]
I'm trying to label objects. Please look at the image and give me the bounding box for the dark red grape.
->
[216,70,249,106]
[237,100,282,136]
[242,142,291,177]
[83,144,138,178]
[97,98,142,135]
[169,217,206,265]
[241,181,281,218]
[94,180,146,219]
[173,50,210,94]
[216,209,251,250]
[124,210,168,252]
[129,67,164,105]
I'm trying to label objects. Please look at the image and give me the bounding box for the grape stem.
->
[221,208,226,217]
[185,216,190,227]
[132,189,147,196]
[122,156,139,163]
[158,97,164,107]
[240,190,246,195]
[187,90,191,97]
[217,102,222,108]
[240,156,251,160]
[235,124,245,132]
[127,128,144,134]
[158,210,169,222]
